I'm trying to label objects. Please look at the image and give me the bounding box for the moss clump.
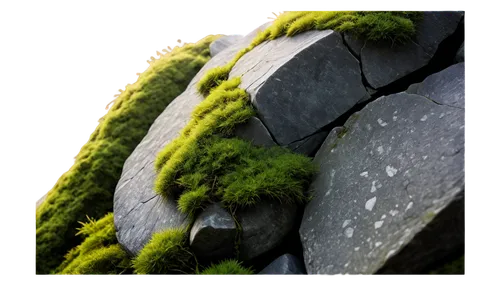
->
[199,259,253,274]
[56,213,132,274]
[133,228,196,274]
[154,77,315,217]
[35,35,220,274]
[430,256,464,274]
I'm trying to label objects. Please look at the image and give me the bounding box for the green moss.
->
[199,259,253,274]
[430,256,464,274]
[56,213,132,274]
[133,228,197,274]
[35,35,220,274]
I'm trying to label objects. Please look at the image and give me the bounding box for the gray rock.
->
[300,92,464,274]
[229,30,367,150]
[350,12,463,89]
[406,62,464,109]
[259,253,306,274]
[286,131,329,157]
[237,201,298,261]
[210,35,243,57]
[190,203,237,261]
[114,22,274,256]
[455,43,464,63]
[234,116,276,148]
[343,33,365,58]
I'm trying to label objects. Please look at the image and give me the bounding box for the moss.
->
[56,213,132,274]
[199,259,253,274]
[35,35,220,274]
[430,256,464,274]
[133,228,197,274]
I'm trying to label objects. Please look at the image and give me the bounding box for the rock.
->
[455,43,464,63]
[190,203,237,261]
[114,22,274,256]
[210,35,243,57]
[234,116,276,148]
[229,30,367,153]
[346,11,463,89]
[406,62,464,108]
[259,253,306,274]
[237,201,298,261]
[286,131,329,157]
[36,192,48,209]
[300,91,464,274]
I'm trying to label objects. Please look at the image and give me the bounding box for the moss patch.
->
[199,259,253,274]
[154,77,315,218]
[35,35,220,274]
[56,213,132,274]
[133,228,197,274]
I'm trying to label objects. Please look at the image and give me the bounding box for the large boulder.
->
[209,35,243,57]
[114,22,274,256]
[300,90,464,274]
[345,11,463,89]
[259,253,306,274]
[229,30,367,155]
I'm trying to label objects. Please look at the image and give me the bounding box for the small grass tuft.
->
[133,228,197,274]
[56,213,132,274]
[199,259,253,274]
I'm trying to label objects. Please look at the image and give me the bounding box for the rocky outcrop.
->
[300,90,464,274]
[229,30,367,155]
[210,35,243,57]
[259,253,306,274]
[114,22,274,256]
[345,11,463,89]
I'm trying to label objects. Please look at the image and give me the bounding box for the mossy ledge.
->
[35,35,219,274]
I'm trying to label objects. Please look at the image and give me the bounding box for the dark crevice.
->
[341,33,376,91]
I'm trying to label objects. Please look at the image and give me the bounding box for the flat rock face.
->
[259,253,306,274]
[114,22,273,256]
[229,30,367,153]
[407,62,464,108]
[190,203,236,261]
[234,116,276,148]
[238,201,298,261]
[209,35,243,57]
[348,11,463,89]
[300,91,464,274]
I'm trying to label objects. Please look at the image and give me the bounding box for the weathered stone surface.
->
[238,201,298,261]
[300,92,464,274]
[455,43,464,63]
[190,203,236,261]
[229,30,367,150]
[210,35,243,57]
[259,253,306,274]
[234,116,276,148]
[406,62,464,108]
[286,131,329,157]
[114,22,273,256]
[347,12,463,89]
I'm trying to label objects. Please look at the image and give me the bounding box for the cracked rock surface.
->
[114,22,273,256]
[300,90,464,274]
[345,11,463,89]
[229,30,367,154]
[209,35,243,57]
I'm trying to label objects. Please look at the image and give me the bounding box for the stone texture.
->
[114,22,273,256]
[347,11,463,89]
[300,91,464,274]
[259,253,306,274]
[229,30,367,150]
[234,116,276,148]
[210,35,243,57]
[237,201,298,261]
[286,131,329,157]
[455,42,464,63]
[190,203,237,261]
[406,62,464,109]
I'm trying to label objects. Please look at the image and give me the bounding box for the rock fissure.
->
[341,33,375,91]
